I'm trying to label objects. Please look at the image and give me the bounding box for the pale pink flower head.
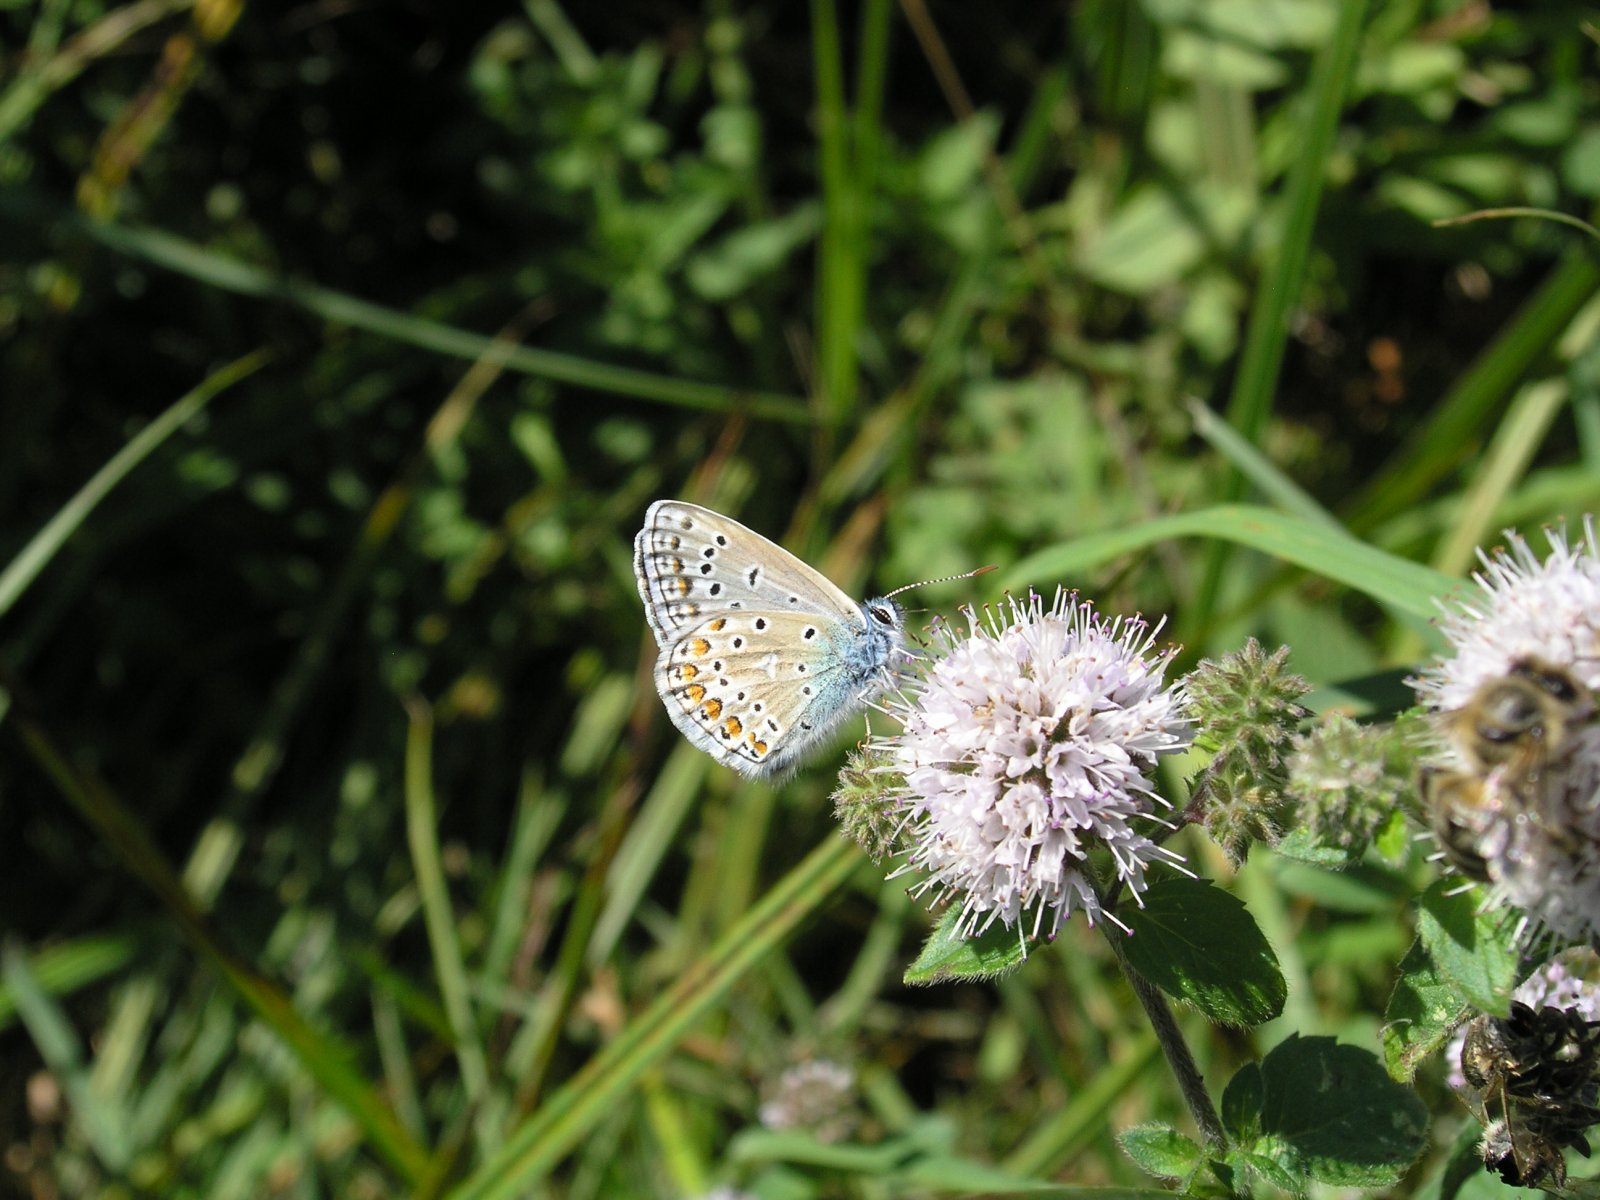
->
[880,590,1191,947]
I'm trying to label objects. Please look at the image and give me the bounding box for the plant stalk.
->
[1101,922,1227,1151]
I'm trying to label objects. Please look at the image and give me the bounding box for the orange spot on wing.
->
[749,737,768,755]
[685,684,706,704]
[679,664,698,680]
[709,618,726,631]
[689,638,710,656]
[702,697,723,720]
[675,577,691,595]
[723,716,742,739]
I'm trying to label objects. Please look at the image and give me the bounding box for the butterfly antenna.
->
[883,564,997,600]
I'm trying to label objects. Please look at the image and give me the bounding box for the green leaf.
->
[1417,880,1520,1015]
[904,906,1027,985]
[1118,1123,1202,1180]
[1229,1148,1304,1195]
[1076,182,1255,294]
[1120,878,1286,1026]
[1382,935,1471,1082]
[1272,825,1360,868]
[1257,1034,1430,1186]
[1220,1061,1264,1139]
[1373,809,1412,864]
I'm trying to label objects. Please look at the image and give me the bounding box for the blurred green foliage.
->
[1,0,1598,1196]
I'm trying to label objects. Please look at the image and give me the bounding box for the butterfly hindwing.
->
[655,609,873,776]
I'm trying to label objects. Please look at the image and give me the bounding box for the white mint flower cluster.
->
[1413,519,1600,943]
[881,590,1191,947]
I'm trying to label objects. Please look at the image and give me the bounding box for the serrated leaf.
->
[1382,935,1471,1082]
[1118,1123,1203,1180]
[1257,1034,1429,1186]
[1121,878,1285,1026]
[1417,881,1520,1015]
[904,906,1027,985]
[1230,1148,1304,1195]
[1221,1061,1264,1139]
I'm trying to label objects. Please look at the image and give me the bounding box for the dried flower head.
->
[1447,950,1600,1091]
[1288,710,1426,854]
[868,590,1191,946]
[1457,988,1600,1188]
[1182,641,1311,865]
[1411,520,1600,944]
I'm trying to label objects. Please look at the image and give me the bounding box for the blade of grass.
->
[373,988,428,1141]
[588,743,707,968]
[1186,397,1341,531]
[481,766,567,989]
[2,940,132,1171]
[811,0,890,425]
[448,836,863,1200]
[6,696,429,1183]
[1432,207,1600,244]
[1003,505,1457,621]
[0,0,186,144]
[1430,378,1568,577]
[1001,1030,1160,1178]
[1222,0,1369,446]
[0,931,140,1034]
[404,701,492,1143]
[0,190,810,422]
[0,349,268,622]
[1343,248,1600,534]
[1195,0,1370,623]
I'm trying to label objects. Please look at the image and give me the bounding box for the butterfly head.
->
[855,596,908,677]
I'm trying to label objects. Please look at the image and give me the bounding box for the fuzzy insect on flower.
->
[858,589,1192,950]
[1412,518,1600,944]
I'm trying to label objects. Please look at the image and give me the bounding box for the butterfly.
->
[633,500,909,777]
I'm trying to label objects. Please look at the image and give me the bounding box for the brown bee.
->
[1420,657,1595,879]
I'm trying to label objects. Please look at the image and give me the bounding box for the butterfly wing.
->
[654,608,885,776]
[634,500,860,649]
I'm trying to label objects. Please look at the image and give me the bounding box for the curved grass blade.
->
[404,703,492,1144]
[1343,249,1600,533]
[0,190,810,422]
[448,836,862,1200]
[1185,398,1341,531]
[1431,378,1568,576]
[0,349,268,622]
[0,931,139,1035]
[2,940,132,1170]
[1003,505,1457,621]
[7,703,430,1184]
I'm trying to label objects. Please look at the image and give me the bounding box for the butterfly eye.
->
[869,604,897,626]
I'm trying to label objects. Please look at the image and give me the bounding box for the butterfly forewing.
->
[634,501,860,648]
[655,610,869,776]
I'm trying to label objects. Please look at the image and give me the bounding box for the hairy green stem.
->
[1101,920,1227,1151]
